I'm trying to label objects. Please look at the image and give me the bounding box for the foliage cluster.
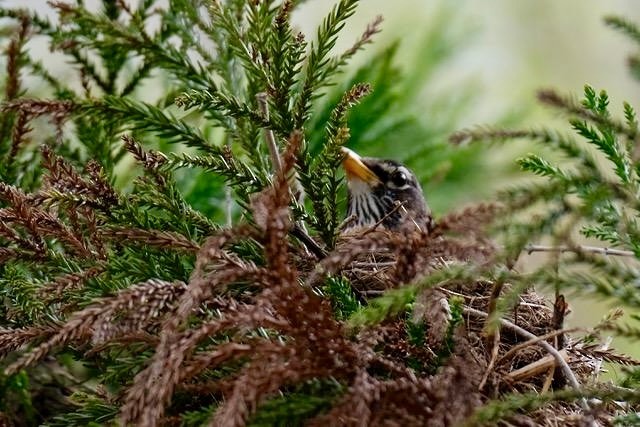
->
[0,1,639,426]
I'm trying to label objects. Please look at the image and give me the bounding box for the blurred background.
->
[4,0,640,365]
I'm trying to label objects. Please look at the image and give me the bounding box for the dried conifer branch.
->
[122,135,167,169]
[415,289,451,348]
[91,279,189,344]
[4,305,104,375]
[0,2,636,426]
[0,182,94,258]
[84,160,119,205]
[9,110,32,161]
[119,218,272,425]
[122,134,168,185]
[307,230,396,286]
[36,264,105,300]
[0,326,54,357]
[572,344,640,367]
[178,342,253,383]
[1,99,75,119]
[38,145,119,211]
[99,227,200,252]
[4,14,29,101]
[256,107,327,259]
[3,279,189,375]
[342,15,383,58]
[449,127,530,145]
[436,202,503,235]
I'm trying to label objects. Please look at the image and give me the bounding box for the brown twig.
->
[497,327,580,366]
[362,201,404,235]
[256,92,282,173]
[524,244,634,257]
[506,349,571,382]
[463,306,588,409]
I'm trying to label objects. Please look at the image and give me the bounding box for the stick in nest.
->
[463,306,591,413]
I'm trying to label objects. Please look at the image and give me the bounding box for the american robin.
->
[340,147,433,232]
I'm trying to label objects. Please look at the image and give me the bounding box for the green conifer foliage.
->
[0,1,639,426]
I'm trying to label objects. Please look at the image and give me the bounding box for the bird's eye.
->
[391,171,408,187]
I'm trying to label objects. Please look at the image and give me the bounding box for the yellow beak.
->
[340,147,380,185]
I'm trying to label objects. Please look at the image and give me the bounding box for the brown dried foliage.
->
[35,265,105,302]
[0,182,95,259]
[4,278,188,375]
[0,326,55,357]
[415,289,451,348]
[99,227,200,252]
[122,135,168,185]
[1,99,75,151]
[1,99,75,119]
[311,331,481,427]
[4,15,29,102]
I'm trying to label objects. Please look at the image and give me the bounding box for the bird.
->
[340,147,434,232]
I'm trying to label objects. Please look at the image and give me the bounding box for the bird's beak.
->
[340,147,380,185]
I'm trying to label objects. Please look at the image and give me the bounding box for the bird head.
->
[340,147,431,231]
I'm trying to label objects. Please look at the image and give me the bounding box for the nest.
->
[318,220,637,426]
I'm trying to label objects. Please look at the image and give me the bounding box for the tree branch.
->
[524,244,635,257]
[463,306,595,418]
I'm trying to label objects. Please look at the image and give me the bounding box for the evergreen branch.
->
[46,395,118,427]
[175,89,280,134]
[162,150,267,202]
[293,0,359,127]
[0,9,52,31]
[605,15,640,45]
[554,272,640,308]
[498,180,569,211]
[256,93,283,173]
[629,55,640,82]
[270,0,305,128]
[300,83,371,246]
[1,1,637,425]
[50,2,215,89]
[463,386,640,427]
[209,0,273,92]
[517,154,570,179]
[67,48,110,92]
[603,322,640,340]
[449,127,598,169]
[119,60,153,97]
[623,102,638,141]
[570,118,633,184]
[26,60,74,98]
[81,96,215,151]
[538,88,633,139]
